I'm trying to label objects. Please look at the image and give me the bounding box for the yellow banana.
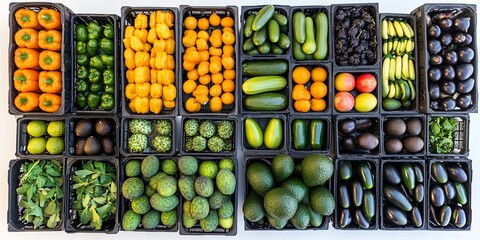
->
[406,22,415,37]
[383,42,389,55]
[405,38,414,53]
[400,21,412,38]
[388,20,396,37]
[382,19,389,40]
[387,39,393,53]
[382,57,390,98]
[408,59,416,81]
[387,83,396,99]
[402,54,410,80]
[392,37,399,52]
[393,20,404,38]
[389,57,396,81]
[407,79,416,101]
[395,55,402,80]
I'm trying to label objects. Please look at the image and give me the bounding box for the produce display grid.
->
[6,1,476,234]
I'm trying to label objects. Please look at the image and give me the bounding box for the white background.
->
[0,0,478,239]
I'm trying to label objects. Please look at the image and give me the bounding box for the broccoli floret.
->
[152,136,172,153]
[223,138,233,152]
[185,137,194,152]
[199,120,216,138]
[129,119,152,135]
[208,136,225,153]
[192,135,207,152]
[217,121,234,139]
[128,133,148,153]
[184,119,199,137]
[155,119,172,136]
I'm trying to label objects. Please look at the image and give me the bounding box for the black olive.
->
[428,24,442,38]
[457,94,473,110]
[429,55,443,66]
[453,32,467,45]
[429,83,441,100]
[457,47,474,63]
[453,17,470,32]
[442,65,456,80]
[430,100,440,110]
[441,97,457,111]
[457,78,475,93]
[440,81,456,95]
[428,67,442,82]
[456,64,474,81]
[444,51,458,65]
[440,33,453,46]
[438,18,453,31]
[428,39,442,54]
[461,34,473,46]
[341,136,356,151]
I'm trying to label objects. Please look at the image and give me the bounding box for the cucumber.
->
[271,43,283,55]
[313,12,328,60]
[292,119,307,150]
[293,39,306,60]
[242,76,287,95]
[272,13,287,27]
[302,16,316,54]
[268,19,280,43]
[242,60,288,76]
[253,26,268,46]
[308,119,325,150]
[245,118,263,148]
[243,37,255,51]
[293,11,306,44]
[243,92,287,111]
[244,14,256,38]
[246,48,260,55]
[258,41,271,54]
[277,33,290,49]
[252,5,275,31]
[264,118,283,149]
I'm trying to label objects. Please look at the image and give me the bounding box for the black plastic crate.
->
[331,3,380,70]
[288,115,332,155]
[66,116,119,158]
[178,6,239,116]
[241,114,288,155]
[120,117,177,157]
[120,7,180,116]
[289,6,332,63]
[16,116,67,158]
[244,156,331,230]
[335,114,383,158]
[412,4,478,113]
[426,158,472,230]
[180,116,237,156]
[426,114,469,157]
[119,156,179,232]
[8,2,73,115]
[178,156,238,235]
[70,14,120,114]
[64,158,120,233]
[8,158,65,231]
[240,5,291,58]
[380,159,427,230]
[382,115,427,157]
[289,63,332,115]
[333,158,379,230]
[379,14,419,114]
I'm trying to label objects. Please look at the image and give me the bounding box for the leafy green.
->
[72,161,117,230]
[429,116,459,154]
[15,159,63,229]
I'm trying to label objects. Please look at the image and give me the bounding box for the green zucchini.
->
[292,119,307,150]
[293,11,306,44]
[293,39,306,60]
[308,119,325,150]
[243,92,287,111]
[252,5,275,31]
[242,76,287,95]
[242,60,288,76]
[302,16,316,54]
[313,12,328,60]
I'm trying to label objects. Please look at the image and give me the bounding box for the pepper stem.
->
[15,75,27,83]
[46,36,54,44]
[44,100,53,107]
[22,15,30,23]
[45,78,54,85]
[42,14,52,22]
[20,53,29,60]
[22,34,31,41]
[20,97,29,105]
[44,56,53,65]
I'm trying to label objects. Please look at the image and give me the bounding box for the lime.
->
[26,120,47,137]
[199,160,219,179]
[46,137,64,155]
[47,121,65,137]
[218,158,234,172]
[27,137,46,154]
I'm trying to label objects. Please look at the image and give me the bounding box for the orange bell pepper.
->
[150,83,162,98]
[135,83,151,97]
[39,71,62,94]
[149,12,157,29]
[124,26,135,39]
[134,29,148,43]
[13,69,39,92]
[14,48,39,69]
[125,83,137,100]
[133,96,149,114]
[134,67,150,83]
[126,69,135,83]
[14,92,40,112]
[37,8,61,30]
[158,69,175,85]
[15,8,39,28]
[14,28,39,49]
[162,83,176,101]
[134,14,148,29]
[135,51,150,68]
[38,30,62,51]
[38,93,61,113]
[124,48,136,70]
[149,97,162,114]
[39,50,61,70]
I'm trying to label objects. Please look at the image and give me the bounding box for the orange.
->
[210,96,223,112]
[221,57,235,70]
[294,100,311,112]
[185,97,201,112]
[222,45,234,58]
[311,66,328,82]
[292,84,311,101]
[187,69,199,80]
[222,31,235,45]
[199,74,211,85]
[197,18,209,31]
[197,30,210,40]
[211,72,224,85]
[310,98,327,112]
[210,84,223,97]
[223,69,236,80]
[221,92,234,105]
[221,16,234,27]
[184,16,197,30]
[292,66,311,84]
[209,13,221,27]
[310,81,328,99]
[222,79,235,93]
[183,79,197,94]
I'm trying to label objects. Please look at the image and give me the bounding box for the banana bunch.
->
[381,18,416,110]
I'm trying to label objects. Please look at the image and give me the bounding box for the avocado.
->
[95,118,112,136]
[309,186,335,215]
[182,212,198,228]
[101,137,115,155]
[385,138,403,154]
[150,193,179,212]
[200,209,218,232]
[178,156,198,175]
[122,210,141,231]
[142,210,160,229]
[300,153,334,187]
[402,136,424,153]
[142,155,160,178]
[243,191,265,223]
[356,133,379,150]
[131,195,151,214]
[75,137,86,155]
[84,136,101,155]
[191,196,210,220]
[178,175,196,201]
[218,200,234,218]
[281,176,308,202]
[385,118,407,136]
[290,203,310,229]
[309,206,323,227]
[271,154,294,182]
[195,176,214,198]
[122,177,145,200]
[247,161,274,197]
[161,209,177,227]
[125,160,141,177]
[209,190,229,210]
[157,175,177,197]
[267,215,288,229]
[216,169,236,195]
[405,118,422,136]
[263,187,298,220]
[75,119,94,137]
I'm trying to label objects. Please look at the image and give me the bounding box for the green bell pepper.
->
[87,92,101,110]
[103,69,114,86]
[100,38,114,55]
[87,22,102,40]
[76,93,87,109]
[87,39,99,56]
[100,55,114,69]
[90,82,103,93]
[88,68,102,83]
[103,23,114,39]
[76,23,88,42]
[100,93,115,111]
[75,79,89,92]
[77,54,89,66]
[89,55,104,70]
[76,41,87,54]
[76,66,88,79]
[104,85,115,94]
